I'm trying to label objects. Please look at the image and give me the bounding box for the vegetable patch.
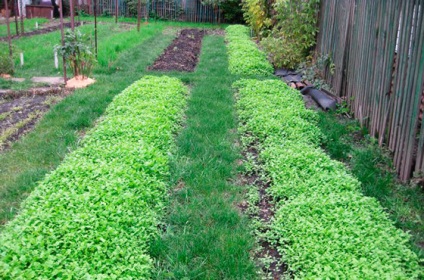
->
[0,75,187,279]
[225,25,273,76]
[234,78,422,279]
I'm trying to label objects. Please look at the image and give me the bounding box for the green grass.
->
[317,111,424,259]
[0,24,174,225]
[150,36,257,279]
[0,18,50,37]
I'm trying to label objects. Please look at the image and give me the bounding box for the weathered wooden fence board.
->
[317,0,424,181]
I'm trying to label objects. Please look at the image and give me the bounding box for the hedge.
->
[0,75,187,279]
[234,78,422,279]
[225,25,274,76]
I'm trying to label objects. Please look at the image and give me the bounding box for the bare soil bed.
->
[149,29,205,72]
[0,87,70,151]
[0,22,79,41]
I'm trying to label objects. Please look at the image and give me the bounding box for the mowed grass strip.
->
[150,35,257,279]
[0,75,187,278]
[0,27,175,225]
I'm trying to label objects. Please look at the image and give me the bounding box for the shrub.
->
[262,0,320,68]
[0,76,187,279]
[55,29,96,78]
[234,78,423,278]
[241,0,271,38]
[225,25,273,76]
[221,0,244,23]
[0,43,14,75]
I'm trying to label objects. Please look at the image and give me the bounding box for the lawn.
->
[0,17,50,37]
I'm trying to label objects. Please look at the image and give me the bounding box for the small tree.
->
[55,29,96,79]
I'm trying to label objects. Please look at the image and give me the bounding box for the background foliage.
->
[242,0,320,68]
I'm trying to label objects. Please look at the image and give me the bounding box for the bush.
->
[0,76,187,279]
[55,29,96,78]
[241,0,270,38]
[234,78,423,278]
[263,0,320,68]
[225,25,273,76]
[0,43,14,75]
[221,0,244,23]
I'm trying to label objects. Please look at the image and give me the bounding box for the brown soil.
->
[0,22,80,41]
[0,87,71,151]
[149,29,205,72]
[237,142,288,279]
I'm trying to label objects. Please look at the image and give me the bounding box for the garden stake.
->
[70,0,75,31]
[13,0,19,36]
[4,0,13,59]
[115,0,118,23]
[137,0,141,32]
[94,0,98,57]
[18,0,23,33]
[54,51,58,69]
[59,0,67,82]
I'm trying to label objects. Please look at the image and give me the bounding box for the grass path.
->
[151,36,257,279]
[0,32,175,225]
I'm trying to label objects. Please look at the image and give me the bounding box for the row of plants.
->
[242,0,320,69]
[225,25,273,76]
[234,78,422,278]
[0,75,187,278]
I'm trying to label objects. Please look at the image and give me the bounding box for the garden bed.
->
[0,87,69,151]
[149,28,205,72]
[0,22,79,41]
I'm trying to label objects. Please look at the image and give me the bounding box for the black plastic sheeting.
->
[300,86,336,111]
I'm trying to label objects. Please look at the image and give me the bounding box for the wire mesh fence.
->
[79,0,223,23]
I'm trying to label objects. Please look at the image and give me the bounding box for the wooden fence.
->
[80,0,223,23]
[317,0,424,181]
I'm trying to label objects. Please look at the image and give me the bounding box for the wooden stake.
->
[4,0,13,59]
[115,0,118,23]
[13,0,19,35]
[18,0,23,34]
[94,0,98,58]
[70,0,75,31]
[54,51,58,69]
[59,0,67,82]
[137,0,141,32]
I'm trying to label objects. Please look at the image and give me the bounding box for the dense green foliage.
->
[0,76,187,278]
[242,0,320,68]
[221,0,245,23]
[225,25,273,76]
[241,0,270,38]
[317,112,424,259]
[261,0,320,69]
[234,79,422,278]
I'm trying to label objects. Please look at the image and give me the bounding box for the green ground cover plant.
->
[234,78,422,278]
[317,112,424,259]
[0,24,173,225]
[225,25,273,76]
[0,75,187,278]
